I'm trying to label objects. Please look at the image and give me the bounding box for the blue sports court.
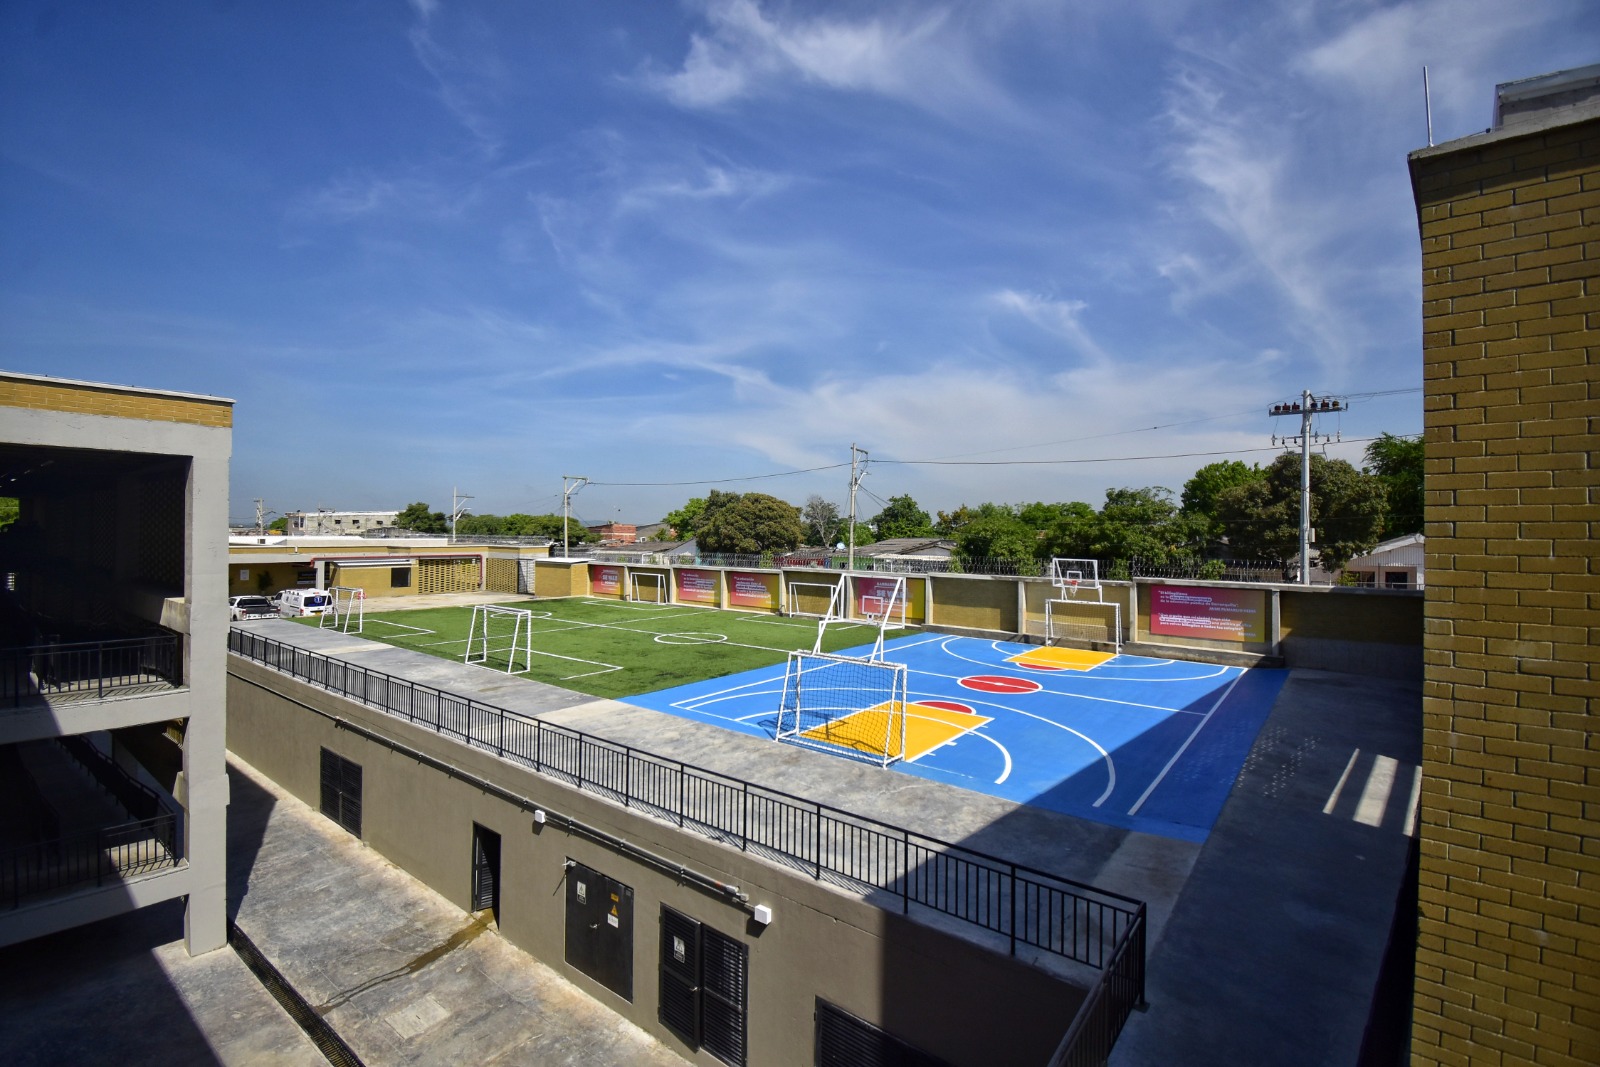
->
[626,632,1289,843]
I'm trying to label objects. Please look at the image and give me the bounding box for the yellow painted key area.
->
[1006,647,1114,672]
[801,702,993,762]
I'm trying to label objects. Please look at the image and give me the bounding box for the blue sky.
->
[1,2,1590,527]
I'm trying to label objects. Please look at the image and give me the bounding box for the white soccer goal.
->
[773,650,909,768]
[464,604,535,675]
[321,586,365,634]
[785,577,845,620]
[1044,558,1121,652]
[628,572,668,604]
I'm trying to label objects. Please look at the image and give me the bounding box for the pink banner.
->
[853,576,923,622]
[589,564,622,597]
[1149,585,1265,643]
[727,571,777,611]
[676,568,720,605]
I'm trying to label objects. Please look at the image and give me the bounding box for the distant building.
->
[586,522,637,544]
[284,510,398,536]
[1341,534,1424,589]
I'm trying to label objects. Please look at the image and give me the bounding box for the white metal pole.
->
[1300,390,1312,585]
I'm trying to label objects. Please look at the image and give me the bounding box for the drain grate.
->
[228,922,366,1067]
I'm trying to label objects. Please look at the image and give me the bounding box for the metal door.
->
[564,860,633,1001]
[471,824,501,918]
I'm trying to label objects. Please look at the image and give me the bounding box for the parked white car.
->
[228,595,277,621]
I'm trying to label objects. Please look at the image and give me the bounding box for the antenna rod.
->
[1424,65,1434,147]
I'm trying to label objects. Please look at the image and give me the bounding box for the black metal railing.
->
[0,633,181,707]
[1049,907,1147,1066]
[229,629,1146,981]
[1,813,179,909]
[57,735,169,821]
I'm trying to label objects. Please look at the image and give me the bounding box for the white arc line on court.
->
[1126,670,1246,817]
[1001,707,1116,806]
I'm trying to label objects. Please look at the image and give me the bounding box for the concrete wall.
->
[227,658,1081,1067]
[0,372,232,956]
[1408,108,1599,1065]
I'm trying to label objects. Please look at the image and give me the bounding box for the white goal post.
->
[773,650,909,768]
[464,604,535,675]
[785,577,845,620]
[1043,559,1121,651]
[321,586,365,634]
[628,572,668,604]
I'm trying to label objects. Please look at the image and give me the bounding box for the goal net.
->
[773,651,908,768]
[321,587,365,634]
[464,605,535,675]
[1044,559,1120,651]
[628,572,668,604]
[785,578,844,620]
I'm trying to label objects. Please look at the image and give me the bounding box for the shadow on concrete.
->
[225,761,276,925]
[0,898,222,1067]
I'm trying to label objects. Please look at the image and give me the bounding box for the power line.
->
[588,462,848,488]
[877,437,1391,468]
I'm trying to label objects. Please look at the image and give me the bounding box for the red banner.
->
[1149,585,1265,643]
[589,564,622,597]
[676,568,720,605]
[727,571,777,611]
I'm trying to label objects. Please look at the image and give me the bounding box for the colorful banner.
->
[676,568,720,605]
[853,575,925,624]
[589,564,622,597]
[1149,585,1265,643]
[727,571,778,611]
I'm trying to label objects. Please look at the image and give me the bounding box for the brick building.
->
[1407,66,1599,1065]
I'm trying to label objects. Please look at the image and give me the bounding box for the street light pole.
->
[1268,391,1346,584]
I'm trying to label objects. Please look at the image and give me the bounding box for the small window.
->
[1384,570,1409,589]
[391,567,412,589]
[319,749,362,837]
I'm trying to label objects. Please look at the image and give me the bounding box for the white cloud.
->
[642,0,1014,122]
[990,290,1111,364]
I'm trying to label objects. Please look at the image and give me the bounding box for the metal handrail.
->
[1,813,179,909]
[0,633,181,706]
[228,628,1146,979]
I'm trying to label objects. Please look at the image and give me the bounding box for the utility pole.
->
[252,498,275,535]
[847,444,869,572]
[562,475,588,557]
[450,487,473,545]
[1268,390,1346,584]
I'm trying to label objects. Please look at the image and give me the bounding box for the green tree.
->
[871,494,934,539]
[1213,453,1387,570]
[267,515,287,533]
[801,495,841,546]
[696,492,805,554]
[954,512,1036,565]
[1181,461,1264,540]
[1364,433,1424,537]
[662,496,709,539]
[455,513,504,536]
[840,520,875,548]
[0,497,16,531]
[500,513,539,536]
[1017,501,1091,531]
[396,502,447,534]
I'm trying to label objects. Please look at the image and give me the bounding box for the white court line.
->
[1355,755,1399,828]
[1403,765,1422,837]
[1127,670,1246,816]
[1324,750,1361,815]
[365,619,436,636]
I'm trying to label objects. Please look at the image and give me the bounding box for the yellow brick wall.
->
[0,374,233,427]
[1409,116,1600,1067]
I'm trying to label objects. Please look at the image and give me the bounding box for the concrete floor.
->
[2,600,1420,1065]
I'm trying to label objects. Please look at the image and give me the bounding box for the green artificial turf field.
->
[298,597,911,700]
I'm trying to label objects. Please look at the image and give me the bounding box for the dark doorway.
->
[318,749,361,837]
[564,860,633,1001]
[471,823,501,921]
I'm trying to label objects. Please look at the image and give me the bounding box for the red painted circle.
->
[922,699,977,715]
[959,675,1042,695]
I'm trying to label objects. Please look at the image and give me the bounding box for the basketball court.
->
[625,633,1289,843]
